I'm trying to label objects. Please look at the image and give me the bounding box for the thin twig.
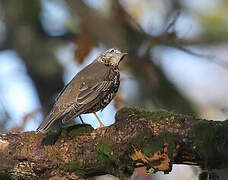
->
[176,45,228,69]
[165,10,181,33]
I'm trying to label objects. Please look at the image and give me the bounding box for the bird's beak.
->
[120,52,128,61]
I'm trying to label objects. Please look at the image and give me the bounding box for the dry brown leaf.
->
[173,144,180,157]
[130,143,171,171]
[0,139,9,153]
[22,108,40,123]
[130,146,149,163]
[74,24,98,64]
[164,142,168,153]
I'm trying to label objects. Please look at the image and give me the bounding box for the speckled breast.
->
[85,71,120,113]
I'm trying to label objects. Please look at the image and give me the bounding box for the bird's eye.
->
[110,49,114,53]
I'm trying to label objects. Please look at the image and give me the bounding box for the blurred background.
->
[0,0,228,179]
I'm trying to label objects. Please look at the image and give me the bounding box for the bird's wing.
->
[61,80,113,124]
[54,62,111,106]
[77,80,113,105]
[55,81,71,102]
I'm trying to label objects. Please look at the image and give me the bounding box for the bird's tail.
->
[36,111,63,133]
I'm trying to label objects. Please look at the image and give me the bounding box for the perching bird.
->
[37,48,127,133]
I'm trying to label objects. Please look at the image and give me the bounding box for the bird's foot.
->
[93,112,105,128]
[98,122,105,128]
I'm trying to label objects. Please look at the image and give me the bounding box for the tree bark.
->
[0,107,227,179]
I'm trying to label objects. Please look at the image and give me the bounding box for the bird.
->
[37,48,127,133]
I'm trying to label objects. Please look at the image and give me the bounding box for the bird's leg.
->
[93,112,105,128]
[79,115,85,124]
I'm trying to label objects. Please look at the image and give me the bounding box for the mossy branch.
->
[0,107,227,179]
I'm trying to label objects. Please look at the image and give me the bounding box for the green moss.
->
[115,107,188,123]
[128,131,176,160]
[44,146,63,166]
[64,160,86,176]
[116,107,158,121]
[95,139,118,167]
[130,132,162,155]
[61,124,94,138]
[192,120,228,169]
[95,138,130,177]
[148,167,155,174]
[159,131,176,158]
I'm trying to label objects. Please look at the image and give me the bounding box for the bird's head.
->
[96,48,127,67]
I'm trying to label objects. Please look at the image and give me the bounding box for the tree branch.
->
[0,107,227,179]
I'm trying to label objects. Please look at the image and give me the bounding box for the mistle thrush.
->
[37,48,127,132]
